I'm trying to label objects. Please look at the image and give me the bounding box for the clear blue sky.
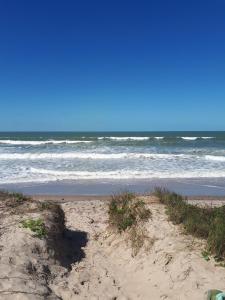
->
[0,0,224,131]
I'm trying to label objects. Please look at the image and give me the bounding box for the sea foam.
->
[205,155,225,162]
[2,167,224,184]
[0,152,188,160]
[98,137,149,141]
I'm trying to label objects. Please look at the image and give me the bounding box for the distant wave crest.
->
[98,137,149,141]
[0,140,92,145]
[181,137,213,140]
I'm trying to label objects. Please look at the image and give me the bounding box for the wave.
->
[30,167,225,179]
[0,140,92,145]
[181,137,198,140]
[181,137,213,140]
[2,167,225,184]
[205,155,225,162]
[98,136,215,141]
[28,168,171,179]
[0,137,216,145]
[0,152,189,160]
[1,152,225,162]
[98,137,149,141]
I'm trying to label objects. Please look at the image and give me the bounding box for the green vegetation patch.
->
[108,192,152,255]
[109,192,151,232]
[154,187,225,260]
[20,218,47,238]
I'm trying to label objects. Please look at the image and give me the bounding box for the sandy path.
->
[51,200,123,299]
[50,198,225,300]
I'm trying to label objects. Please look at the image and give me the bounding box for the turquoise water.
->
[0,131,225,185]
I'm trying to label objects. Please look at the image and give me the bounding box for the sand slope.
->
[1,194,225,300]
[0,195,66,300]
[50,198,225,300]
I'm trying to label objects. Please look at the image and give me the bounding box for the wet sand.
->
[1,177,225,196]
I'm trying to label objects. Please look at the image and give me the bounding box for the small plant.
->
[202,250,210,261]
[38,202,51,211]
[108,192,152,255]
[20,218,47,238]
[11,192,27,201]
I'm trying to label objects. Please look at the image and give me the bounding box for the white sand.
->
[50,197,225,300]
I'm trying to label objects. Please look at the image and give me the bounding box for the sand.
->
[50,196,225,300]
[1,195,225,299]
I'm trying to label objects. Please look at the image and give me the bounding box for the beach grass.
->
[154,187,225,260]
[108,192,152,255]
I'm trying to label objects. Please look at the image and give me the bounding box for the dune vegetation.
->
[154,187,225,261]
[108,192,152,256]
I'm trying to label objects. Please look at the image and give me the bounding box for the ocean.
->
[1,131,225,195]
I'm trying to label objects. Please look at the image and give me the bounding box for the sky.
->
[0,0,225,131]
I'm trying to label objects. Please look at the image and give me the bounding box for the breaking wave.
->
[0,152,189,160]
[0,140,92,145]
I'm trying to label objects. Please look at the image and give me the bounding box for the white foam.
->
[0,140,92,145]
[0,152,187,160]
[98,137,149,141]
[154,137,164,140]
[205,155,225,162]
[2,167,225,184]
[181,137,213,140]
[181,137,198,140]
[30,167,225,179]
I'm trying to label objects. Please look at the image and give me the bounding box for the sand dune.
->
[1,194,225,299]
[51,197,225,300]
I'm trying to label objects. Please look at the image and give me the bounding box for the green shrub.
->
[108,192,151,232]
[154,187,225,260]
[108,192,152,255]
[20,218,47,238]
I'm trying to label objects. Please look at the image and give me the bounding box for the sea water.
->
[0,132,225,187]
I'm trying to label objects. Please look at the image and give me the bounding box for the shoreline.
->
[1,177,225,197]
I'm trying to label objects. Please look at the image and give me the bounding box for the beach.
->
[1,192,225,300]
[1,132,225,299]
[1,0,225,298]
